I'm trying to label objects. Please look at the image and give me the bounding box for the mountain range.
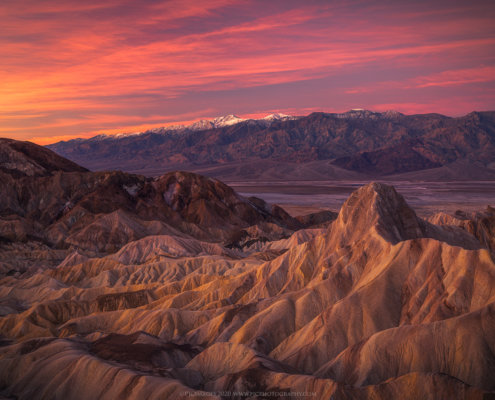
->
[1,139,495,399]
[47,110,495,180]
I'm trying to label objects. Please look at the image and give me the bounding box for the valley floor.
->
[231,180,495,217]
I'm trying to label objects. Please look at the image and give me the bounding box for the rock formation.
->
[1,139,495,399]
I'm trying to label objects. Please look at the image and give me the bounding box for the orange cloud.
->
[1,0,494,143]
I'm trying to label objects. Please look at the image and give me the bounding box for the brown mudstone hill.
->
[1,161,495,399]
[1,140,334,260]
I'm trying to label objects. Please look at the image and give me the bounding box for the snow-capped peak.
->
[84,112,298,141]
[263,113,292,121]
[187,114,246,131]
[333,109,403,120]
[87,134,110,142]
[212,114,245,127]
[381,110,403,118]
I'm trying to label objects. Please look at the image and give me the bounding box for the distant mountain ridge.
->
[46,110,495,180]
[82,113,297,141]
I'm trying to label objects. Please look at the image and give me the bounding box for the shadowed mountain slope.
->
[46,110,495,179]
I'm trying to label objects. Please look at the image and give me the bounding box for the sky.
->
[1,0,495,144]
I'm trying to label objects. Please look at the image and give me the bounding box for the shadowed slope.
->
[0,137,87,177]
[46,111,495,179]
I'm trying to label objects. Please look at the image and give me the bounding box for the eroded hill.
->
[1,140,495,399]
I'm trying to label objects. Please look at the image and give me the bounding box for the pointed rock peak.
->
[335,182,425,244]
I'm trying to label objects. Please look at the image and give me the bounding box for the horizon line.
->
[15,108,495,146]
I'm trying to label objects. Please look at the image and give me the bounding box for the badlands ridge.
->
[0,139,495,399]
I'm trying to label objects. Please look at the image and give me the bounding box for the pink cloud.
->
[415,66,495,88]
[1,0,494,142]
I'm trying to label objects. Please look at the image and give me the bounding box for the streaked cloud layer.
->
[1,0,494,143]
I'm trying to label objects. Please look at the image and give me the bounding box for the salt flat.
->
[233,180,495,216]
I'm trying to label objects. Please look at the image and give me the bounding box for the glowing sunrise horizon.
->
[1,0,494,144]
